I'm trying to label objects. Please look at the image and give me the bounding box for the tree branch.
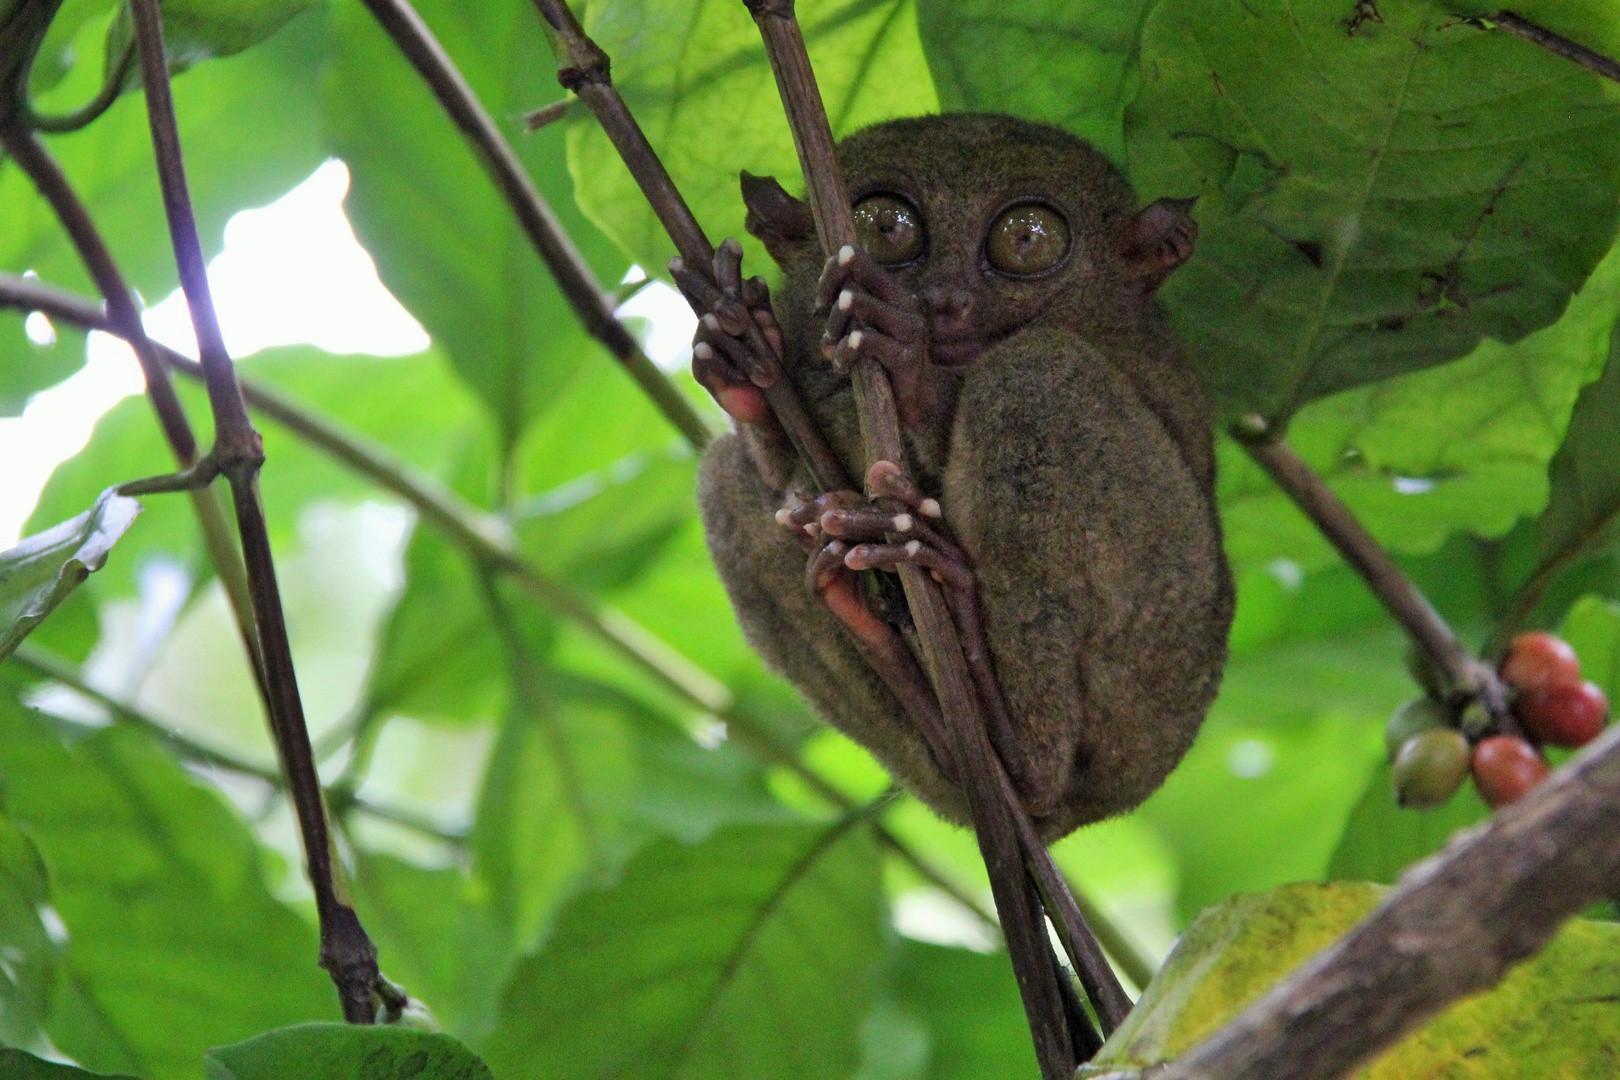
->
[527,0,853,493]
[1149,722,1620,1080]
[741,3,1117,1071]
[128,0,379,1022]
[1491,11,1620,85]
[1235,429,1519,735]
[0,122,265,697]
[353,0,712,453]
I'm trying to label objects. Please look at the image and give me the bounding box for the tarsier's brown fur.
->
[699,114,1235,841]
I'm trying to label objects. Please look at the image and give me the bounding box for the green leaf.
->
[323,0,628,453]
[568,0,938,277]
[482,821,885,1080]
[889,941,1034,1080]
[109,0,321,70]
[0,699,329,1079]
[0,315,86,419]
[1128,0,1620,421]
[0,814,57,1054]
[1087,882,1620,1077]
[204,1024,491,1080]
[0,487,139,663]
[1538,341,1620,577]
[1326,760,1490,885]
[1560,594,1620,702]
[0,1048,141,1080]
[914,0,1150,165]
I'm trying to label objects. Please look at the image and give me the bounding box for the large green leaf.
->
[1128,0,1620,421]
[0,487,139,662]
[0,699,329,1079]
[323,0,628,454]
[0,814,57,1055]
[1538,341,1620,577]
[914,0,1148,165]
[568,0,938,278]
[1086,882,1620,1077]
[204,1024,491,1080]
[888,941,1034,1080]
[482,821,884,1080]
[0,1049,141,1080]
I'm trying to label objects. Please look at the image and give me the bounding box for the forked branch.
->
[127,0,380,1023]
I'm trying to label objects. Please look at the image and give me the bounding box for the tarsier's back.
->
[698,113,1235,841]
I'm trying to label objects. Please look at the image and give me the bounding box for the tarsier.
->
[682,113,1235,842]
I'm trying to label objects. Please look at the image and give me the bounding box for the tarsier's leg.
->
[780,461,1056,816]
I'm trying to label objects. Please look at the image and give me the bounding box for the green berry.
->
[1393,727,1471,809]
[1385,698,1448,763]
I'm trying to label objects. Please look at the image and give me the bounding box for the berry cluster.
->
[1388,632,1609,811]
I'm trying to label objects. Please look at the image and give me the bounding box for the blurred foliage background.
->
[5,0,1620,1077]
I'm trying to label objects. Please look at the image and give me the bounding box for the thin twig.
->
[527,0,852,493]
[1482,496,1620,659]
[128,0,379,1023]
[1492,11,1620,85]
[1236,430,1518,734]
[353,0,712,453]
[742,3,1103,1072]
[522,97,573,132]
[7,644,467,843]
[0,124,266,693]
[1152,722,1620,1080]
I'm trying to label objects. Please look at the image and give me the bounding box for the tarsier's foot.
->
[779,462,1057,816]
[813,246,938,432]
[670,237,783,425]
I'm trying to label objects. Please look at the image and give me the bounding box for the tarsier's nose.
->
[921,285,973,320]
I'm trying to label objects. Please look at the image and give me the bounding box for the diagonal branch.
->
[0,122,266,698]
[1234,428,1520,736]
[1491,11,1620,85]
[741,2,1118,1071]
[127,0,379,1023]
[354,0,712,452]
[1150,721,1620,1080]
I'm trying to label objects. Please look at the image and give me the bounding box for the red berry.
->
[1516,680,1609,748]
[1472,736,1551,808]
[1499,632,1581,691]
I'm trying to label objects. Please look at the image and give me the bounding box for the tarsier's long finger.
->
[844,539,973,591]
[827,284,928,344]
[669,259,750,336]
[826,326,912,375]
[868,461,944,520]
[805,540,849,594]
[713,237,746,297]
[818,506,917,542]
[814,244,911,314]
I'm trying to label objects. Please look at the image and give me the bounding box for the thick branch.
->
[742,3,1116,1072]
[353,0,711,453]
[129,0,378,1023]
[1237,431,1517,732]
[1154,722,1620,1080]
[527,0,850,493]
[1492,11,1620,85]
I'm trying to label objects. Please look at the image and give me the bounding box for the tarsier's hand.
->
[813,246,937,433]
[670,237,784,426]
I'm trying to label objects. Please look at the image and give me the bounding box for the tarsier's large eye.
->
[986,203,1070,276]
[853,194,925,265]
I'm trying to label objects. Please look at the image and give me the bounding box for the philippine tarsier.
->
[680,113,1235,842]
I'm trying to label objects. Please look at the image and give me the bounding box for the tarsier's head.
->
[742,113,1197,365]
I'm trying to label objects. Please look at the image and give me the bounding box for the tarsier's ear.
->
[1118,197,1198,293]
[741,171,818,267]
